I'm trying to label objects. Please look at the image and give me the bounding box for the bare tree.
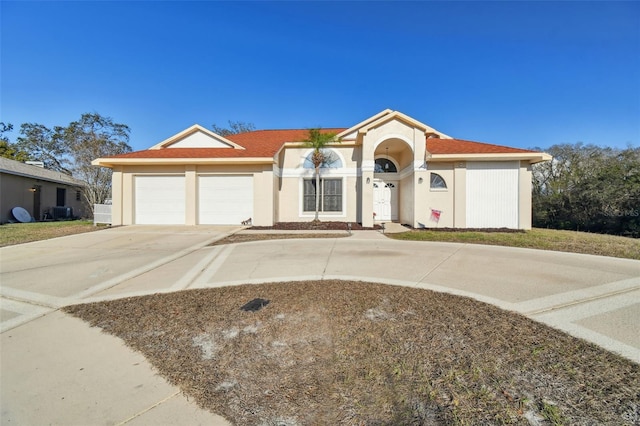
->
[211,120,256,136]
[15,123,72,173]
[62,113,132,212]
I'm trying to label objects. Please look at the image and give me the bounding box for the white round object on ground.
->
[11,207,32,223]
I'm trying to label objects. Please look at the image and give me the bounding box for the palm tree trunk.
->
[314,166,320,221]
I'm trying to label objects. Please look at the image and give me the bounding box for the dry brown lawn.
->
[211,233,347,246]
[65,280,640,425]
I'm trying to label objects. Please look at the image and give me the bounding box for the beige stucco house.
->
[0,157,86,223]
[93,110,550,229]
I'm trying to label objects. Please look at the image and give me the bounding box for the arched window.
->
[303,149,342,169]
[374,158,397,173]
[430,173,447,190]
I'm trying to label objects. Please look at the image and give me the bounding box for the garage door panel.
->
[199,175,253,224]
[135,176,185,225]
[466,162,518,228]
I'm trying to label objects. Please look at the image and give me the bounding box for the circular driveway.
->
[1,226,638,425]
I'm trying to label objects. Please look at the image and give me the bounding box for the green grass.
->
[388,228,640,260]
[541,400,566,425]
[0,220,100,247]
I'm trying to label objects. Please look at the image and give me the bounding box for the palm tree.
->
[303,128,341,221]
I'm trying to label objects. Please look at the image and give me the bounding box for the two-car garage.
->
[133,175,253,225]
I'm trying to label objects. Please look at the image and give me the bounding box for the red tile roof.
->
[427,138,537,155]
[227,128,346,150]
[105,128,347,159]
[104,128,537,160]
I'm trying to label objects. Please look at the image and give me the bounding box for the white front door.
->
[373,179,398,221]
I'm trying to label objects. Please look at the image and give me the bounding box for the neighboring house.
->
[92,109,551,229]
[0,157,86,223]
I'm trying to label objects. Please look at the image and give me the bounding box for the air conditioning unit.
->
[51,206,73,220]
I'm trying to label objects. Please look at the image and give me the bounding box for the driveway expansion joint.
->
[516,276,640,315]
[321,238,338,278]
[522,285,640,316]
[415,243,465,283]
[114,390,182,426]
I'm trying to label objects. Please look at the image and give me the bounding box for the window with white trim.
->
[430,173,447,190]
[303,178,342,212]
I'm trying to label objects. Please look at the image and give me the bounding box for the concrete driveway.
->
[1,225,240,426]
[1,226,639,425]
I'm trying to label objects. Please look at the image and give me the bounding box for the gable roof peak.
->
[150,124,245,150]
[337,109,451,139]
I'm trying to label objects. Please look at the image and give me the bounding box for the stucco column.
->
[185,165,197,225]
[361,168,374,227]
[412,131,428,228]
[122,172,134,225]
[254,168,274,226]
[111,167,123,226]
[413,166,428,228]
[361,133,376,228]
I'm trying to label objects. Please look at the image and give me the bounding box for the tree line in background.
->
[532,143,640,238]
[0,113,132,213]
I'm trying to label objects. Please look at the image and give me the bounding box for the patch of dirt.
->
[250,221,380,231]
[210,233,348,246]
[64,281,640,425]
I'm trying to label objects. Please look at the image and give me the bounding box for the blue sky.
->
[2,1,639,152]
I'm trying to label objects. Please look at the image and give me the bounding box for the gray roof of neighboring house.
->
[0,157,85,187]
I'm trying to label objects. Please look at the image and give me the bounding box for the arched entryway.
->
[373,138,413,223]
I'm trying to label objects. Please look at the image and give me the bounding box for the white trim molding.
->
[299,148,346,169]
[373,133,414,152]
[298,176,347,218]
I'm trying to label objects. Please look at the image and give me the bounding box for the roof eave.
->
[427,152,552,164]
[0,168,86,186]
[92,157,276,168]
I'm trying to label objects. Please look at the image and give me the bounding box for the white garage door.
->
[135,176,186,224]
[466,161,519,228]
[198,175,253,224]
